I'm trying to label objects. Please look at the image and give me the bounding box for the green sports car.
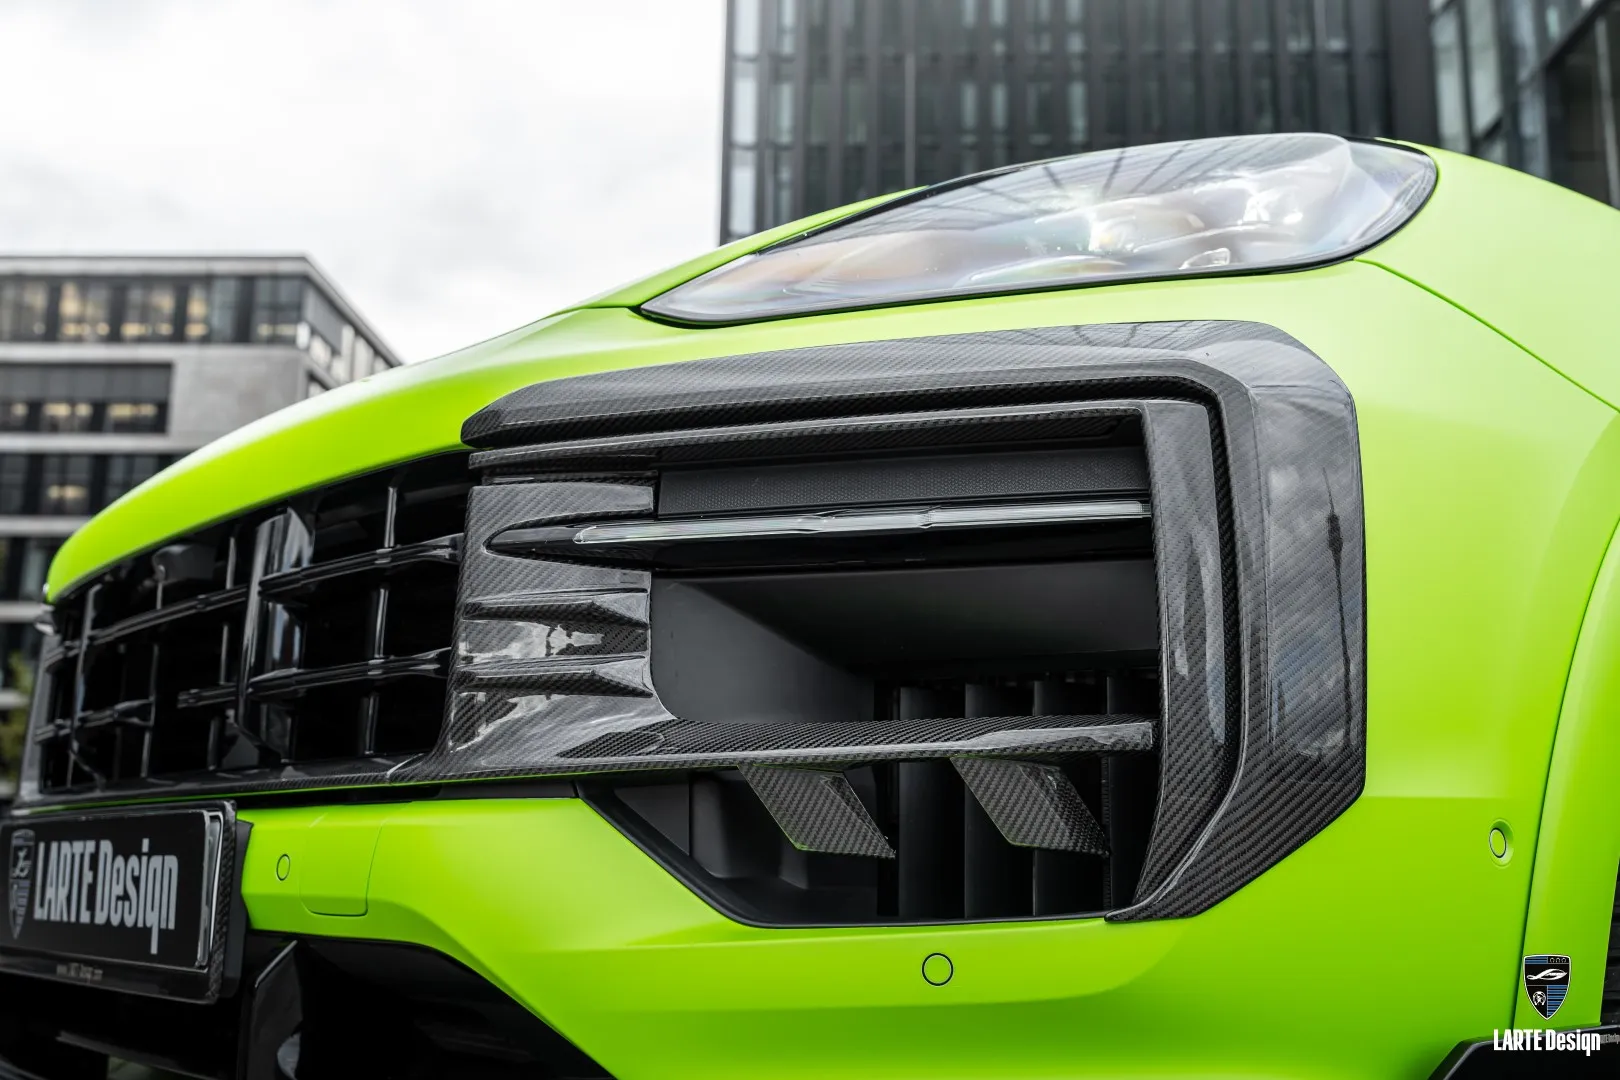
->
[2,133,1618,1079]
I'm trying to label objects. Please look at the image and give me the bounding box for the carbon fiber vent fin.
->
[739,765,895,858]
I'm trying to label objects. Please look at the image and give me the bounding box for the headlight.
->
[642,133,1435,324]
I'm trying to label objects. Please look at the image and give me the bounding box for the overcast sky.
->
[0,1,725,361]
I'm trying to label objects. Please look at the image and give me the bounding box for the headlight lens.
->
[643,133,1434,323]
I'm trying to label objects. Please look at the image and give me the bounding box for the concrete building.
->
[720,0,1440,241]
[0,256,400,721]
[1432,0,1620,202]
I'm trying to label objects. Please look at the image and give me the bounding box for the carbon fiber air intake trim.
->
[951,756,1110,856]
[460,321,1365,921]
[738,765,896,858]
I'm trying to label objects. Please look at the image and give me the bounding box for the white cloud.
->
[0,0,724,360]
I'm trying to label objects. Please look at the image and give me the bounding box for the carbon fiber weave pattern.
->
[431,474,1159,777]
[738,765,895,857]
[462,321,1293,447]
[1128,401,1233,905]
[951,756,1110,855]
[462,321,1365,921]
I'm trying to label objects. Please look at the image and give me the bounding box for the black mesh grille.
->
[32,455,470,798]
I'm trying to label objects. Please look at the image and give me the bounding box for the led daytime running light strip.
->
[570,498,1151,546]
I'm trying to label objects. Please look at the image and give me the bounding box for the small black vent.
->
[32,455,470,799]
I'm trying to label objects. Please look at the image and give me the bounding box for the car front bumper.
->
[235,794,1507,1079]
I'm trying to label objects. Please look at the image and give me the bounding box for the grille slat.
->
[88,586,248,646]
[32,455,470,798]
[257,535,461,600]
[245,649,451,700]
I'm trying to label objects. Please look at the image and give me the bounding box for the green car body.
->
[21,143,1620,1078]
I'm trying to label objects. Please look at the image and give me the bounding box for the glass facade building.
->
[1433,0,1620,204]
[721,0,1440,240]
[0,256,400,786]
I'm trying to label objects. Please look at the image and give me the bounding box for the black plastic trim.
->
[88,586,248,647]
[245,649,450,701]
[256,534,461,600]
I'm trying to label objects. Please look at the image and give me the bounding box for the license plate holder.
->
[0,804,246,1002]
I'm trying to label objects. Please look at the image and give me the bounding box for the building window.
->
[57,282,112,343]
[846,70,869,143]
[728,148,758,236]
[1067,78,1088,146]
[0,281,48,342]
[733,0,760,55]
[354,338,376,378]
[1541,0,1583,48]
[777,0,798,55]
[0,454,176,517]
[1249,0,1277,133]
[40,402,92,433]
[0,364,170,435]
[121,282,177,342]
[732,58,759,146]
[773,71,797,144]
[0,458,25,515]
[105,402,162,433]
[302,286,349,373]
[1507,0,1539,77]
[250,277,303,344]
[40,456,93,515]
[184,277,244,343]
[1549,16,1615,204]
[1519,80,1550,176]
[102,455,164,506]
[1465,0,1503,136]
[1433,6,1469,151]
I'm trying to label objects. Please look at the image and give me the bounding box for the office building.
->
[0,256,400,743]
[1432,0,1620,204]
[720,0,1440,241]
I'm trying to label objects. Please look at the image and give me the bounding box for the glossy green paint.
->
[1516,513,1620,1029]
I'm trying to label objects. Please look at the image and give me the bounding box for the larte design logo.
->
[7,830,34,939]
[1524,954,1571,1019]
[9,834,180,955]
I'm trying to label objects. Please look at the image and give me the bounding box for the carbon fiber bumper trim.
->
[457,321,1365,921]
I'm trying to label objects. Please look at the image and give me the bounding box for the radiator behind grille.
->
[30,455,470,798]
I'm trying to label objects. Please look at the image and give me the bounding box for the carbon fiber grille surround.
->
[20,455,472,805]
[459,320,1365,923]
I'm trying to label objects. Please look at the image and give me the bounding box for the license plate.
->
[0,804,242,1002]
